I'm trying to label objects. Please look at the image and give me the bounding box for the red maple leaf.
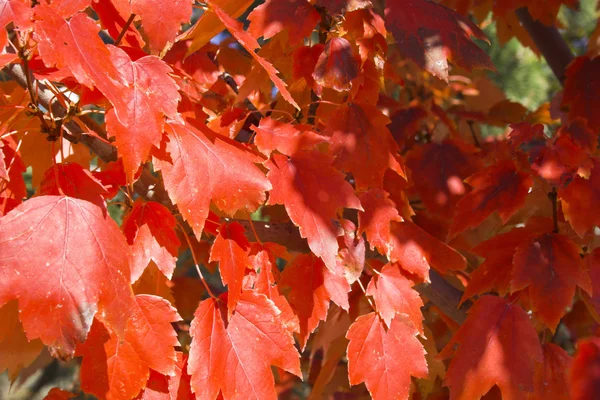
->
[206,0,299,110]
[154,121,271,240]
[280,254,350,350]
[188,292,301,400]
[209,222,251,317]
[135,352,194,400]
[267,151,362,272]
[313,37,360,92]
[532,343,571,400]
[405,139,481,216]
[251,117,328,157]
[562,55,600,132]
[247,0,320,46]
[122,200,181,282]
[105,46,180,179]
[39,163,109,209]
[110,0,193,53]
[449,160,533,238]
[366,263,423,331]
[560,159,600,237]
[346,312,428,400]
[439,296,543,399]
[512,232,592,330]
[76,294,181,400]
[0,196,135,358]
[324,102,404,190]
[384,0,494,81]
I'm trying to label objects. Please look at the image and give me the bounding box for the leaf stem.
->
[177,222,218,299]
[549,187,559,233]
[246,213,262,246]
[356,277,376,311]
[467,120,480,148]
[51,141,65,196]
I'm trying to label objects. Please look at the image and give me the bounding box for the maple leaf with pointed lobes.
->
[0,139,27,203]
[385,0,494,81]
[388,220,466,280]
[439,296,543,400]
[206,0,300,110]
[449,160,533,238]
[247,0,320,46]
[406,139,481,216]
[585,248,600,319]
[154,121,271,241]
[39,163,109,209]
[188,292,301,400]
[122,200,181,282]
[358,189,466,281]
[558,118,598,154]
[336,219,366,284]
[313,37,360,92]
[325,102,404,190]
[267,151,362,272]
[105,46,181,180]
[209,222,251,318]
[530,343,571,400]
[136,352,194,400]
[512,232,592,330]
[0,0,32,54]
[366,263,423,332]
[292,44,324,92]
[110,0,193,54]
[559,159,600,237]
[251,117,329,157]
[358,189,402,254]
[346,312,428,400]
[0,196,136,359]
[562,55,600,132]
[280,254,350,350]
[250,250,299,336]
[0,301,44,381]
[33,6,129,116]
[508,122,545,148]
[92,0,145,49]
[460,227,534,305]
[76,295,181,400]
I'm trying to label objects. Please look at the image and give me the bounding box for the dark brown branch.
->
[515,7,574,84]
[114,14,136,46]
[5,63,118,162]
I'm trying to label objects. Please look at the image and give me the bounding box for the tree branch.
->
[5,63,118,162]
[515,7,574,84]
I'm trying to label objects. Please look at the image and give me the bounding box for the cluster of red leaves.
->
[1,0,600,399]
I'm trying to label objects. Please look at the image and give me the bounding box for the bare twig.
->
[114,14,136,46]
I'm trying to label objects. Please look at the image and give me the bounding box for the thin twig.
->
[467,120,480,148]
[176,222,218,299]
[114,14,136,47]
[549,187,559,233]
